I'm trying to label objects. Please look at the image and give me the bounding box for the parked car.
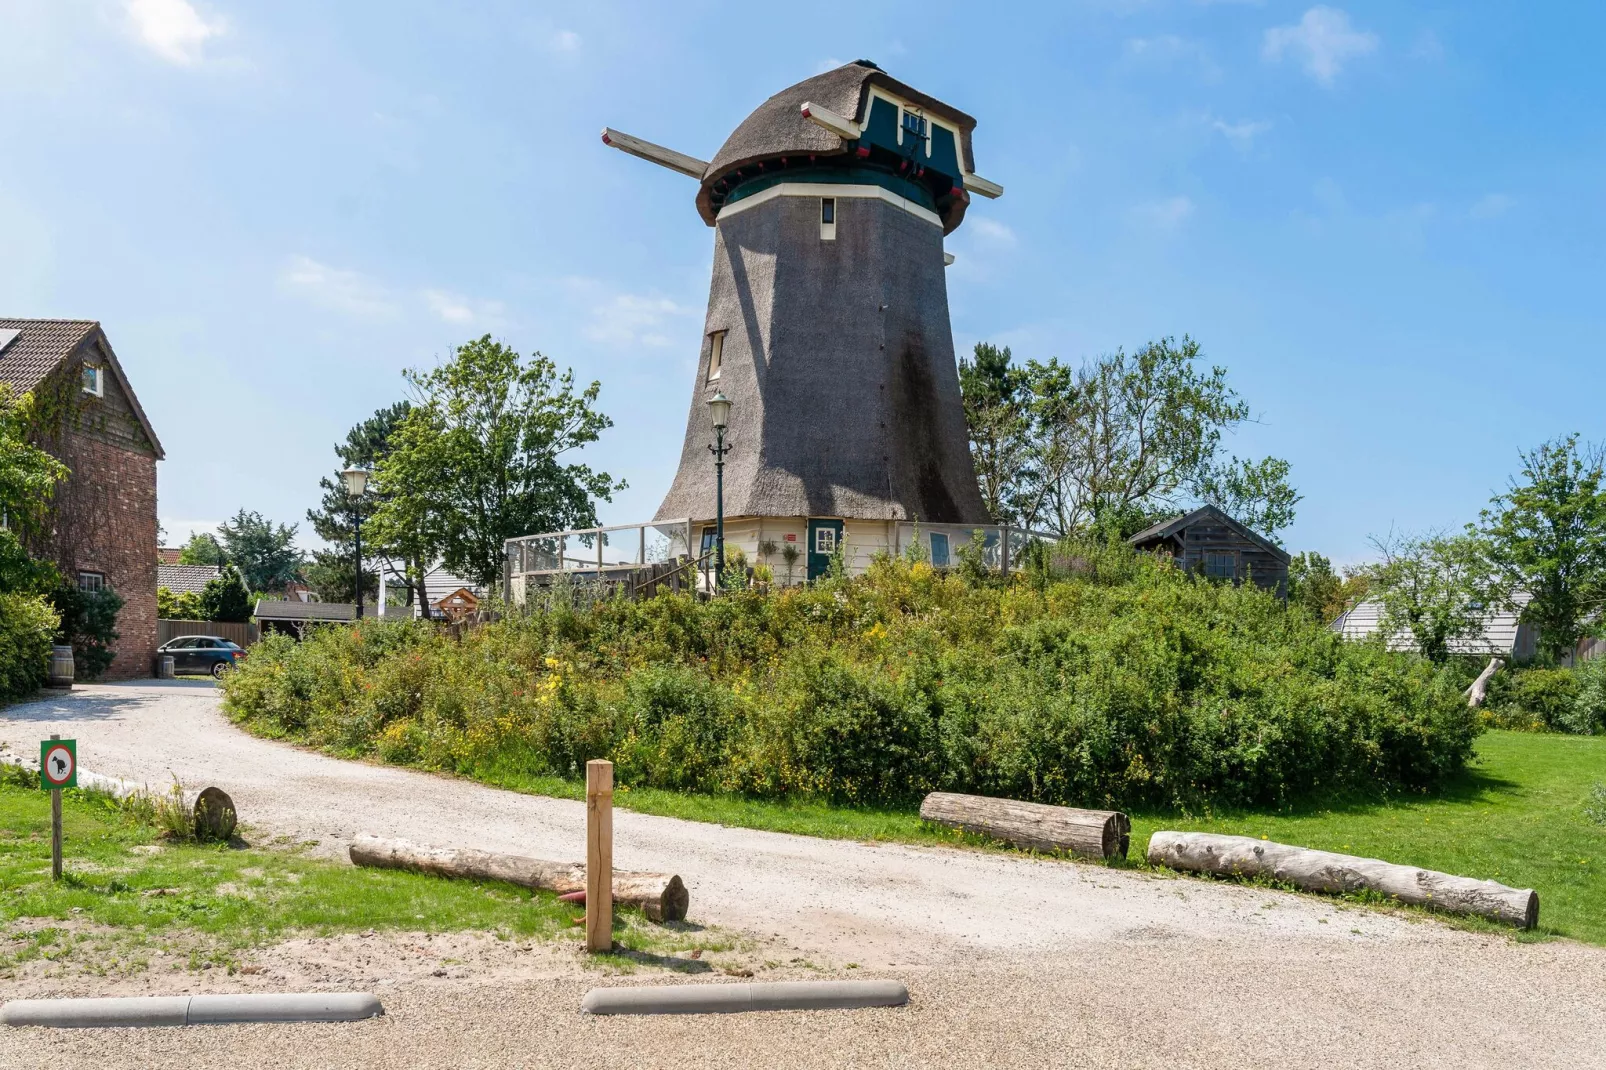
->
[157,636,246,678]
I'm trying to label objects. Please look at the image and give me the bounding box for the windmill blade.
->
[600,128,709,180]
[963,174,1004,199]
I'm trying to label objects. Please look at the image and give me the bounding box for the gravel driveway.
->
[1,681,1603,1068]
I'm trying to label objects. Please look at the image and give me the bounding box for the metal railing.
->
[504,519,693,603]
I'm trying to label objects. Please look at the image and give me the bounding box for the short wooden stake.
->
[585,759,614,953]
[49,733,62,881]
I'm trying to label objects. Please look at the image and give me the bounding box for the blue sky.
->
[2,0,1602,563]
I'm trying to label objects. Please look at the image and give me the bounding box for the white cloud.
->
[815,56,847,74]
[422,289,505,326]
[279,256,399,320]
[967,217,1017,246]
[564,280,695,349]
[1124,35,1221,80]
[1210,117,1273,147]
[1262,6,1378,86]
[125,0,222,65]
[1470,193,1513,220]
[1134,196,1195,231]
[550,29,581,52]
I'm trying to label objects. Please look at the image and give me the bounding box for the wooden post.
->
[49,733,62,881]
[585,759,614,952]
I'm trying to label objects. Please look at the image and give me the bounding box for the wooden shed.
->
[1127,505,1290,598]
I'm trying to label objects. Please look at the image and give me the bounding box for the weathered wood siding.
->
[1150,520,1288,597]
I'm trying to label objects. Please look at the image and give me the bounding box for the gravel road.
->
[1,681,1603,1068]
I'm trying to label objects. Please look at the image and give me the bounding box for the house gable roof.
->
[0,319,165,459]
[1126,504,1291,563]
[157,564,221,595]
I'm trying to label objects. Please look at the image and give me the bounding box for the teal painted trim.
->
[723,167,937,210]
[860,97,902,156]
[927,127,961,184]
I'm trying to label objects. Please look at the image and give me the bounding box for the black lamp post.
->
[706,392,731,588]
[341,468,370,616]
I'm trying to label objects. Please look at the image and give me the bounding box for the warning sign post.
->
[40,736,74,880]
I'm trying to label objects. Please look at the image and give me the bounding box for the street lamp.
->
[341,467,370,617]
[706,393,731,588]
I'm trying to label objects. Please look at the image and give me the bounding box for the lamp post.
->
[706,393,731,589]
[341,468,370,617]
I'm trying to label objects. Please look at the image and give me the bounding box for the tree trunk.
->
[1464,656,1504,708]
[1147,831,1537,928]
[919,792,1130,860]
[348,834,688,922]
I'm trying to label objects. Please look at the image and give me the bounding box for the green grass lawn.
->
[473,731,1606,945]
[0,768,718,977]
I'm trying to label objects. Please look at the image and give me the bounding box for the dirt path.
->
[2,681,1604,1068]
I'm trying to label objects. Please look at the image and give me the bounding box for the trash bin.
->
[156,655,176,679]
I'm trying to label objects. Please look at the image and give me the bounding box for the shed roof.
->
[253,600,355,622]
[0,318,165,459]
[157,564,221,595]
[695,61,978,229]
[1126,505,1291,563]
[1333,592,1535,656]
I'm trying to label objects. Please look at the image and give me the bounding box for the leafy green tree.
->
[49,584,123,679]
[176,531,227,566]
[372,336,625,588]
[1365,531,1501,664]
[1287,550,1366,623]
[1475,435,1606,663]
[217,509,304,593]
[957,343,1032,525]
[306,402,421,607]
[157,586,205,620]
[200,569,253,623]
[0,386,67,594]
[1195,456,1302,542]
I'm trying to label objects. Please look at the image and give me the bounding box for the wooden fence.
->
[157,620,259,647]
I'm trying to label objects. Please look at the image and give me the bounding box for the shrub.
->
[1569,658,1606,735]
[1486,666,1584,733]
[49,583,121,680]
[157,586,205,620]
[0,591,58,701]
[222,546,1481,811]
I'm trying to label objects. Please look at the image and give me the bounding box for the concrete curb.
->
[581,980,908,1016]
[1,993,384,1028]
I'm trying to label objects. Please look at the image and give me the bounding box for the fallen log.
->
[348,834,688,922]
[1464,657,1504,708]
[1146,831,1538,928]
[919,792,1130,860]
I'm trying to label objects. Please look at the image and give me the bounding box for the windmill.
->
[604,60,1004,582]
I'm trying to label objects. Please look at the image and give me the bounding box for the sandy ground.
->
[0,681,1602,1068]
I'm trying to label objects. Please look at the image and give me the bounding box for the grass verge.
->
[0,766,728,977]
[469,731,1606,946]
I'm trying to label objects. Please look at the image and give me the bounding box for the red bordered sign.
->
[40,740,76,790]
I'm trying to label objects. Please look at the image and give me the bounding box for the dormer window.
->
[820,197,836,240]
[901,112,928,140]
[81,364,104,397]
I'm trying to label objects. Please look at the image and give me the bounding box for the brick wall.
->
[49,431,159,680]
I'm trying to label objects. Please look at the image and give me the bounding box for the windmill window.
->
[929,532,950,568]
[81,364,105,397]
[820,197,836,241]
[707,331,725,381]
[901,112,928,140]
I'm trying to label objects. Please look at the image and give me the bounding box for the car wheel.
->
[211,661,229,680]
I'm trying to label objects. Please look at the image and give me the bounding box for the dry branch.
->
[920,792,1130,859]
[1147,831,1537,928]
[1464,657,1504,708]
[348,834,688,922]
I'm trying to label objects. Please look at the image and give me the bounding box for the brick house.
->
[0,320,164,679]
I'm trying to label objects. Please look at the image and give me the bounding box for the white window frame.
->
[81,364,105,397]
[820,197,837,241]
[77,571,106,593]
[707,330,725,381]
[814,527,837,555]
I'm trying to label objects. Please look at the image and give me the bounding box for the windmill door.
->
[806,519,843,581]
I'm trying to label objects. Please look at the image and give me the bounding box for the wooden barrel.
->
[47,645,74,689]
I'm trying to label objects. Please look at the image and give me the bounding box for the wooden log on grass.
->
[1147,831,1538,928]
[1464,657,1504,708]
[919,792,1131,860]
[348,834,688,922]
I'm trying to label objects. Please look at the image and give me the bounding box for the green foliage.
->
[1287,551,1366,624]
[957,336,1298,539]
[156,586,205,621]
[175,531,226,566]
[217,509,304,593]
[49,584,122,680]
[1568,657,1606,735]
[1484,667,1582,733]
[0,591,58,700]
[1475,435,1606,664]
[199,570,252,623]
[1364,531,1500,663]
[370,336,625,589]
[224,546,1479,812]
[306,402,420,605]
[0,385,68,546]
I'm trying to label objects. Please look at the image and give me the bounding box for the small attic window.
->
[820,197,836,241]
[707,331,725,381]
[81,364,105,397]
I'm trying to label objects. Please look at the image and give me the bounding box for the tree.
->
[176,531,226,566]
[0,386,67,595]
[957,336,1299,540]
[49,584,122,679]
[217,509,304,593]
[306,402,424,607]
[957,343,1032,525]
[200,569,253,623]
[1365,530,1500,664]
[371,336,625,588]
[1287,550,1366,623]
[157,586,205,620]
[1475,435,1606,664]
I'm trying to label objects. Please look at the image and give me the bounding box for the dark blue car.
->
[157,636,246,678]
